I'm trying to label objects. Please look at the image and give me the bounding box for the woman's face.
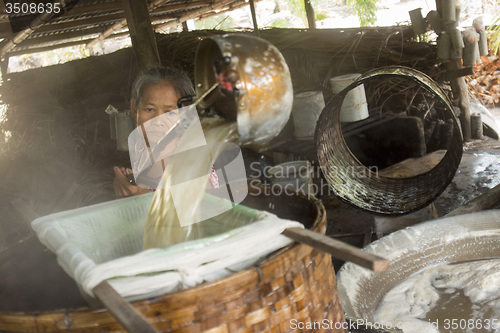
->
[132,80,180,144]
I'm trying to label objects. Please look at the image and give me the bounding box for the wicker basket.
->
[0,192,345,333]
[316,66,463,215]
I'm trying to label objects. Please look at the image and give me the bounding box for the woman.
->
[113,66,195,198]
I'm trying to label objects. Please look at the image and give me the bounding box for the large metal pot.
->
[195,34,293,145]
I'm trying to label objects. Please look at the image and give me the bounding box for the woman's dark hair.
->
[131,66,195,105]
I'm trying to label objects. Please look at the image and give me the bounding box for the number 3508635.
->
[5,2,61,14]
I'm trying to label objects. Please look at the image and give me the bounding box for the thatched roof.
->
[0,0,253,57]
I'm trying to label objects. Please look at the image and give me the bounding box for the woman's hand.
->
[113,166,150,198]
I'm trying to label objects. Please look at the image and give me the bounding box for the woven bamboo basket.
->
[0,190,345,333]
[316,66,463,215]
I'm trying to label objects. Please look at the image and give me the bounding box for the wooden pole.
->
[93,281,160,333]
[435,0,442,15]
[449,60,472,141]
[283,228,388,271]
[249,0,260,37]
[122,0,161,70]
[304,0,316,29]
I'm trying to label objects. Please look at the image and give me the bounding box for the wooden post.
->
[182,21,189,32]
[249,0,260,37]
[435,0,442,16]
[447,60,471,141]
[122,0,161,70]
[304,0,316,29]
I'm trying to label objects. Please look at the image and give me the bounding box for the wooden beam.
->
[304,0,316,29]
[57,1,122,19]
[6,32,129,56]
[122,0,160,70]
[10,26,109,50]
[249,0,259,36]
[86,0,254,49]
[86,18,127,48]
[150,0,214,14]
[86,0,173,49]
[36,13,124,33]
[283,227,388,272]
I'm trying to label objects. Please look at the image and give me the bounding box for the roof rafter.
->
[37,12,123,33]
[0,0,257,57]
[86,0,221,48]
[156,0,246,31]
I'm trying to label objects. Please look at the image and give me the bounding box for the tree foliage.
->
[346,0,379,27]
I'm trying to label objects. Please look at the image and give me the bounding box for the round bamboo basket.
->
[316,66,463,215]
[0,191,345,333]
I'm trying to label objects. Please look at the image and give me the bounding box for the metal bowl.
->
[195,34,293,145]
